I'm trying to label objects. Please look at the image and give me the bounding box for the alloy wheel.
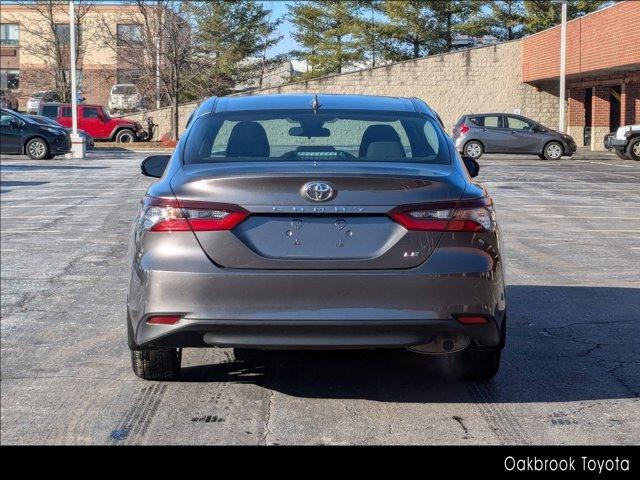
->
[28,141,46,159]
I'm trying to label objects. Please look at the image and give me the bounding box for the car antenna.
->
[311,94,321,114]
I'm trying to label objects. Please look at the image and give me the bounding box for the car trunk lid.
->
[170,162,465,270]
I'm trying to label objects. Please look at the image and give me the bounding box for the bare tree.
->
[96,0,199,140]
[6,0,94,102]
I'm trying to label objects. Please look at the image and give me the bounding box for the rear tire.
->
[451,345,502,380]
[463,141,483,159]
[614,149,629,160]
[538,153,546,160]
[627,137,640,161]
[543,141,563,160]
[25,137,49,160]
[115,129,136,143]
[131,347,182,380]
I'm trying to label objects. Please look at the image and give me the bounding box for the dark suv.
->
[452,113,577,160]
[0,108,70,159]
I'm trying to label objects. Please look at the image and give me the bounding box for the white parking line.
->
[584,161,638,168]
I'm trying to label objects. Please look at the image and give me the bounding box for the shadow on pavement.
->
[1,180,49,194]
[0,164,108,172]
[179,285,640,403]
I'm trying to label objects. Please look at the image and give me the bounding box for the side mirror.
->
[462,156,480,178]
[141,155,170,178]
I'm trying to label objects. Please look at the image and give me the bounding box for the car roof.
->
[465,112,531,118]
[213,94,424,114]
[40,103,102,108]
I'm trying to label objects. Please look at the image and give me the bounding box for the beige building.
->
[0,2,149,109]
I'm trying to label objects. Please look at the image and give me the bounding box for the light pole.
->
[156,0,161,109]
[68,0,85,158]
[556,0,568,132]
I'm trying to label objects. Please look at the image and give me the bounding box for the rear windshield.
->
[112,85,137,94]
[184,110,450,165]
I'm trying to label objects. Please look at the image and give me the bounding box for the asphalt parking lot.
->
[1,149,638,445]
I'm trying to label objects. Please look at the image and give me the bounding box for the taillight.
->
[139,196,248,232]
[460,124,470,134]
[389,197,495,232]
[147,315,181,325]
[456,314,489,325]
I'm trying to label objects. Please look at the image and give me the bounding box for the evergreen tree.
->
[289,1,365,78]
[186,0,282,96]
[377,0,438,61]
[479,0,526,40]
[354,0,384,66]
[523,0,608,34]
[426,0,483,53]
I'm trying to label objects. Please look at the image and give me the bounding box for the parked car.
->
[604,124,640,161]
[28,114,94,149]
[26,90,60,114]
[127,94,507,381]
[0,88,19,111]
[0,108,70,159]
[38,102,145,142]
[453,113,577,160]
[108,84,142,114]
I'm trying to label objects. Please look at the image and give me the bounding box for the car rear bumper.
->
[127,231,506,350]
[131,317,504,350]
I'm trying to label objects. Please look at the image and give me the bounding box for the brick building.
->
[522,0,640,150]
[0,2,149,109]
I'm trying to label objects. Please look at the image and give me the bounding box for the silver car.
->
[453,113,577,160]
[127,94,507,381]
[26,91,59,114]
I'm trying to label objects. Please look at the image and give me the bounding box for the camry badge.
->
[302,181,335,202]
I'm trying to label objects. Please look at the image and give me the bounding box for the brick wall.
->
[15,66,116,108]
[568,88,585,126]
[522,1,640,83]
[592,85,610,128]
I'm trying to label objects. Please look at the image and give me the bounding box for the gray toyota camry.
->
[127,94,506,381]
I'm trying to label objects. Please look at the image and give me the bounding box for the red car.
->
[38,103,146,143]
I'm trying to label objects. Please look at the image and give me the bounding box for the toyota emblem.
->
[302,181,335,202]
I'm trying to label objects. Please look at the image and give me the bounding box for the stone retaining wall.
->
[124,40,563,140]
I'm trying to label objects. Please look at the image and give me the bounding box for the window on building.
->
[55,24,81,44]
[117,68,143,84]
[117,24,142,45]
[0,69,20,90]
[0,24,19,46]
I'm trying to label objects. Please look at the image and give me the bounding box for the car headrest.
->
[226,121,270,157]
[359,124,403,157]
[365,141,407,160]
